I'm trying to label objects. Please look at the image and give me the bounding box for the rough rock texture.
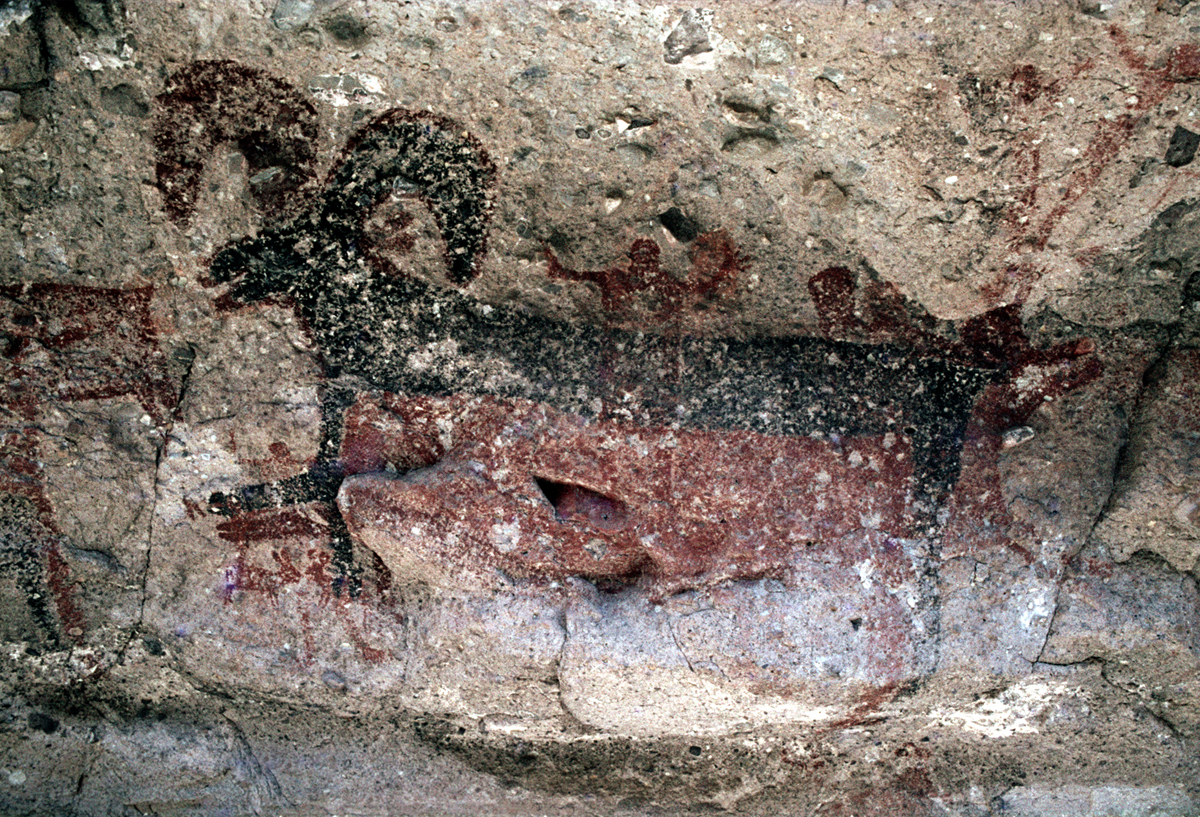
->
[2,1,1200,814]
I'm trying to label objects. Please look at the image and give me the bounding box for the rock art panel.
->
[140,59,1116,736]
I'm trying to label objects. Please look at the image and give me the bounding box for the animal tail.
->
[316,109,498,285]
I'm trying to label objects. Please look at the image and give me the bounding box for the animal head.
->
[207,232,309,306]
[155,63,497,304]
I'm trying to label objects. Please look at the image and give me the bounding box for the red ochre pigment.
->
[335,393,919,595]
[2,284,178,645]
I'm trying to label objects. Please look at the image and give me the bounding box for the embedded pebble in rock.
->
[754,34,791,67]
[271,0,332,32]
[0,91,19,123]
[663,8,713,65]
[1001,425,1036,449]
[0,6,44,90]
[659,206,700,242]
[1165,124,1200,167]
[2,2,1200,815]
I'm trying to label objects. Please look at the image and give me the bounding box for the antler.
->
[156,61,497,292]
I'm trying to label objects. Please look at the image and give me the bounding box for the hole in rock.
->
[534,477,630,531]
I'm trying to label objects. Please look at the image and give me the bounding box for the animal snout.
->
[209,243,252,283]
[206,235,301,306]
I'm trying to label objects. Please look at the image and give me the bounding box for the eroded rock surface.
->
[2,1,1199,814]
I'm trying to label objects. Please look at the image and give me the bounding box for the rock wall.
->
[1,1,1199,814]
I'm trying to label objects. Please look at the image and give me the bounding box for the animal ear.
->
[153,61,320,226]
[324,109,498,286]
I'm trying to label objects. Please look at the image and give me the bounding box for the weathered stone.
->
[663,9,713,65]
[559,575,922,736]
[754,34,791,67]
[99,82,147,118]
[0,5,44,91]
[0,89,19,122]
[1093,346,1200,575]
[998,784,1197,817]
[4,1,1200,813]
[1041,553,1200,736]
[271,0,331,32]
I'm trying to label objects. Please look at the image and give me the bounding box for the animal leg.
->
[209,385,363,595]
[0,494,64,647]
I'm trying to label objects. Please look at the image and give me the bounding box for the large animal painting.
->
[153,61,1099,609]
[0,57,1106,668]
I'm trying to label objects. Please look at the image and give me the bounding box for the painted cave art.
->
[154,61,1099,602]
[0,284,177,645]
[959,33,1200,302]
[154,59,321,226]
